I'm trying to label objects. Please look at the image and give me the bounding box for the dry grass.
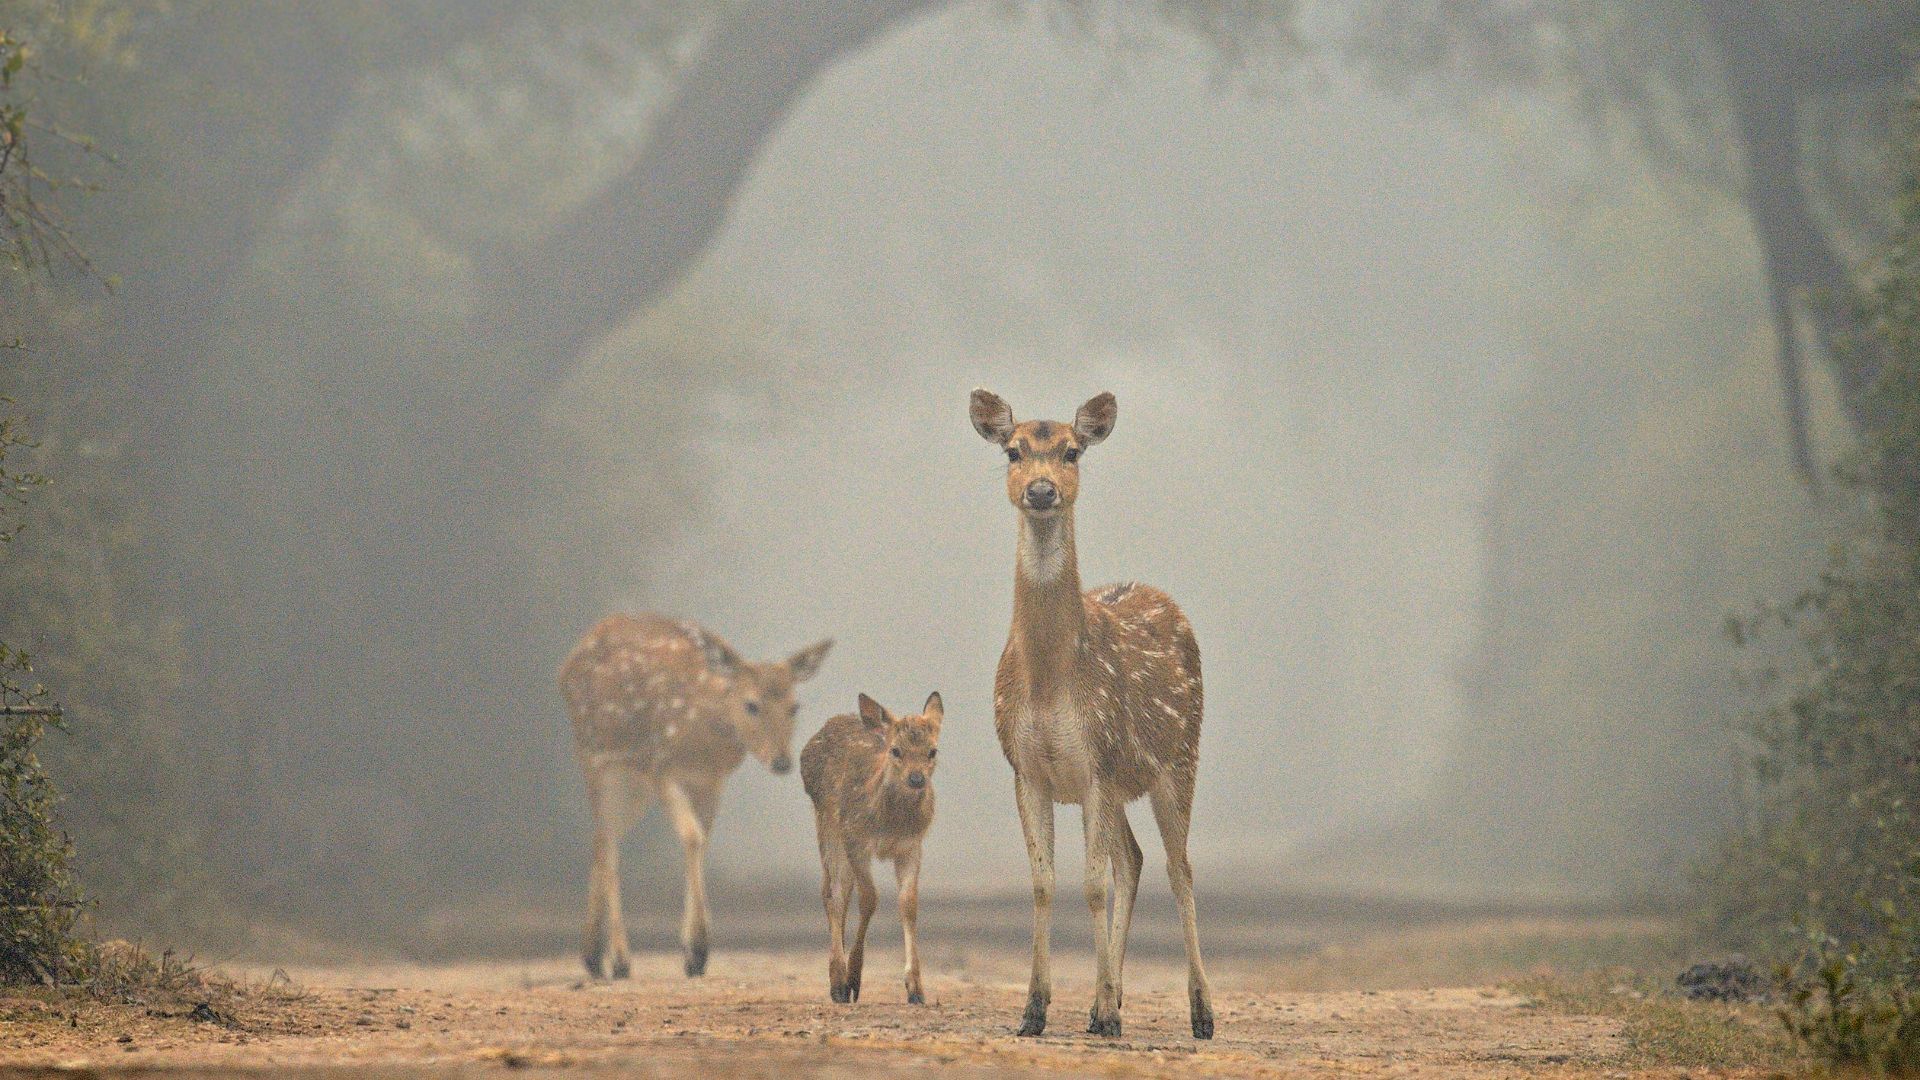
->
[1510,968,1803,1072]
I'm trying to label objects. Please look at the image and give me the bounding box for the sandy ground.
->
[0,909,1781,1078]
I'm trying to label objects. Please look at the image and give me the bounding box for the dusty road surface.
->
[0,906,1790,1078]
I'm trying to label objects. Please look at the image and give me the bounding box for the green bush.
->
[1708,108,1920,1073]
[0,391,86,985]
[0,697,88,985]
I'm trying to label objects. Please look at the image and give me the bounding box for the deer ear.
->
[687,623,742,680]
[857,693,891,731]
[785,638,833,682]
[970,388,1015,444]
[922,691,943,729]
[1073,392,1116,446]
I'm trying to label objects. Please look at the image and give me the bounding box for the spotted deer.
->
[560,613,832,979]
[801,691,942,1006]
[969,389,1214,1040]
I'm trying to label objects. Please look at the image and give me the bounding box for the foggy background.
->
[4,0,1892,950]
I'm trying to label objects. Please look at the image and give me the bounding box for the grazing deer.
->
[801,691,942,1005]
[969,389,1214,1040]
[560,613,832,979]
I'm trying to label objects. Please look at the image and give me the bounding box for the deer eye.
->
[744,700,760,716]
[1064,448,1081,463]
[890,746,902,758]
[1006,446,1022,462]
[928,748,937,760]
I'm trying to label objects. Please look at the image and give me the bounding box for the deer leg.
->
[1082,781,1121,1037]
[584,762,646,979]
[687,780,723,975]
[1150,775,1214,1039]
[819,814,853,1003]
[895,843,925,1004]
[1013,774,1055,1036]
[582,765,611,979]
[845,850,878,1003]
[662,780,711,977]
[1109,806,1143,1013]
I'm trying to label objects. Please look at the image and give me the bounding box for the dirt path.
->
[0,919,1787,1078]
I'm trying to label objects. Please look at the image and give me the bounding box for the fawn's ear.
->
[857,693,891,731]
[785,638,833,682]
[922,691,943,731]
[970,388,1015,444]
[688,624,742,680]
[1073,391,1117,447]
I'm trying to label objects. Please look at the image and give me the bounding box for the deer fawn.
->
[560,613,832,979]
[800,692,941,1005]
[969,389,1214,1040]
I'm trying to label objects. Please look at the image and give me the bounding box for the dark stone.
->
[1677,955,1766,1002]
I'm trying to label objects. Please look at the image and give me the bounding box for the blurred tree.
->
[0,2,206,935]
[1335,0,1920,485]
[1702,110,1920,1071]
[19,0,1912,926]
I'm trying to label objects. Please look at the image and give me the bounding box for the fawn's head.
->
[858,691,943,795]
[970,389,1116,517]
[696,633,834,775]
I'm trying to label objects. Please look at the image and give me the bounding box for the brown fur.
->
[560,613,831,979]
[971,388,1215,1040]
[800,692,941,1005]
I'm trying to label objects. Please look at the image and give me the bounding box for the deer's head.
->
[970,389,1116,518]
[858,691,942,797]
[694,631,833,775]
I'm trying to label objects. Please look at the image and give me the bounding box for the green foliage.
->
[1780,942,1920,1075]
[0,701,88,985]
[0,7,196,955]
[0,15,93,276]
[0,328,83,986]
[1706,106,1920,1073]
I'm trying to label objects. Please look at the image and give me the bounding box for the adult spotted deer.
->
[969,389,1214,1040]
[801,691,942,1005]
[560,613,832,979]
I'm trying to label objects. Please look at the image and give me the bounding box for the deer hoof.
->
[1088,1014,1122,1038]
[582,951,605,980]
[683,946,707,978]
[1192,1005,1214,1039]
[830,982,851,1004]
[609,957,630,980]
[1018,994,1048,1037]
[907,989,925,1005]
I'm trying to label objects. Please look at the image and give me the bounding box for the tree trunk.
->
[1698,0,1899,483]
[474,0,948,393]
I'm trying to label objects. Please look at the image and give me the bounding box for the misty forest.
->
[4,1,1920,1076]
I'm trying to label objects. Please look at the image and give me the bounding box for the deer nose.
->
[771,753,793,775]
[1025,480,1057,509]
[906,771,926,789]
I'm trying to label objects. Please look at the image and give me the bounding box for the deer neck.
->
[1011,510,1085,699]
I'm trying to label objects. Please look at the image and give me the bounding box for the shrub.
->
[0,696,89,984]
[1708,105,1920,1072]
